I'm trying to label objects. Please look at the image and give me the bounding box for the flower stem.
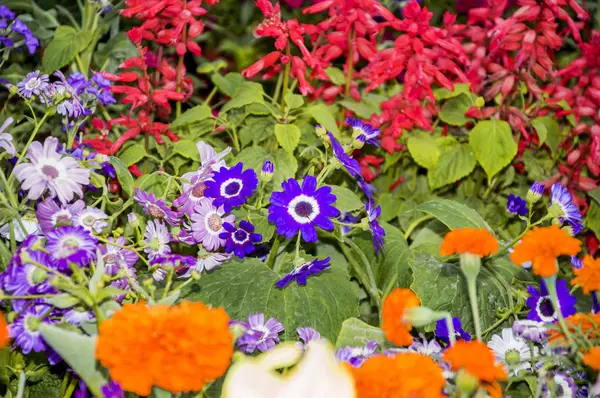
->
[280,44,291,114]
[403,215,434,240]
[345,238,381,311]
[465,274,483,340]
[444,313,457,346]
[267,236,280,270]
[545,274,577,350]
[294,232,302,259]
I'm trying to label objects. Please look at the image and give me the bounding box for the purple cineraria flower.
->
[346,117,380,147]
[150,254,196,281]
[296,327,323,351]
[409,334,442,356]
[0,5,16,19]
[92,73,112,89]
[549,183,583,235]
[67,73,92,94]
[571,256,583,269]
[435,317,471,345]
[36,198,85,234]
[261,159,274,182]
[526,279,577,323]
[64,308,95,326]
[53,71,88,119]
[527,181,544,202]
[366,200,385,254]
[3,251,55,297]
[10,19,39,54]
[173,173,211,216]
[180,142,231,191]
[74,380,89,398]
[541,372,577,398]
[190,198,235,251]
[328,132,362,179]
[177,251,233,277]
[17,71,49,98]
[13,136,90,204]
[275,257,331,289]
[593,293,600,314]
[219,220,262,259]
[336,340,379,368]
[45,225,98,269]
[9,304,56,354]
[506,194,528,216]
[205,163,258,213]
[233,313,285,354]
[0,213,40,242]
[134,188,180,225]
[268,175,340,243]
[143,220,171,260]
[512,320,548,343]
[339,212,360,235]
[0,117,16,156]
[101,381,124,398]
[99,236,138,276]
[73,206,108,234]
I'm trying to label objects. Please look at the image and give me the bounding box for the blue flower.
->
[526,279,576,323]
[506,194,528,215]
[570,256,583,269]
[336,340,379,368]
[219,220,262,258]
[205,163,258,213]
[549,183,583,234]
[346,117,380,146]
[435,317,471,345]
[45,225,98,270]
[328,132,362,179]
[339,212,360,235]
[526,181,544,203]
[366,200,385,254]
[296,327,323,351]
[9,304,56,355]
[232,313,284,354]
[275,257,331,288]
[268,176,340,242]
[261,159,274,182]
[100,381,124,398]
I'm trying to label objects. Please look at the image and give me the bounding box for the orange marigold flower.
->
[583,347,600,371]
[440,228,499,257]
[382,288,420,346]
[350,353,445,397]
[549,312,600,345]
[509,226,581,277]
[571,255,600,294]
[96,301,233,396]
[0,311,9,348]
[444,340,507,383]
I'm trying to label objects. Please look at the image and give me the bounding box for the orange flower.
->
[509,226,581,277]
[572,255,600,294]
[350,353,445,398]
[96,301,233,396]
[549,312,600,345]
[583,347,600,371]
[382,288,420,346]
[0,311,9,348]
[440,228,498,257]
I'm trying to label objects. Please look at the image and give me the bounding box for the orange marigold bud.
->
[96,301,233,396]
[443,340,507,384]
[509,226,581,277]
[0,311,9,349]
[382,288,420,346]
[440,228,498,257]
[583,347,600,371]
[571,255,600,294]
[349,352,445,398]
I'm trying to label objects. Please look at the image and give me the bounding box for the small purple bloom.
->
[571,256,583,269]
[219,220,262,258]
[512,320,548,343]
[67,72,92,94]
[143,220,171,260]
[36,198,85,234]
[73,206,108,234]
[346,117,380,146]
[336,340,379,368]
[408,334,442,356]
[173,172,211,216]
[541,372,577,398]
[328,132,362,179]
[526,181,544,203]
[64,308,95,325]
[593,293,600,314]
[550,183,583,235]
[0,117,16,156]
[177,251,233,277]
[435,316,471,345]
[526,279,577,323]
[92,73,112,89]
[275,257,331,288]
[17,71,49,98]
[233,313,285,354]
[366,200,385,254]
[0,5,16,19]
[9,304,56,354]
[296,327,323,351]
[261,159,274,181]
[99,236,138,275]
[3,250,55,297]
[150,254,196,281]
[101,381,124,398]
[205,163,258,213]
[506,194,528,216]
[339,212,360,235]
[134,188,181,225]
[45,225,98,269]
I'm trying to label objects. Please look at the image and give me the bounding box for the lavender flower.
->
[100,381,124,398]
[541,372,577,398]
[99,236,138,275]
[0,213,40,242]
[338,212,360,235]
[150,254,196,281]
[506,194,528,215]
[296,327,323,351]
[233,313,285,354]
[408,334,443,356]
[549,183,583,235]
[9,19,39,54]
[328,132,362,179]
[275,257,331,288]
[36,198,86,234]
[0,117,16,156]
[346,117,380,146]
[134,188,181,225]
[16,71,49,98]
[336,340,379,368]
[261,159,274,182]
[73,206,108,233]
[143,220,171,260]
[64,308,95,326]
[9,304,56,354]
[512,320,548,343]
[0,5,16,19]
[52,71,88,119]
[190,198,235,251]
[3,251,55,297]
[219,220,262,258]
[526,279,577,323]
[526,181,544,203]
[205,163,258,213]
[366,200,385,254]
[173,173,210,217]
[435,317,471,345]
[45,226,98,269]
[571,256,583,269]
[177,251,233,277]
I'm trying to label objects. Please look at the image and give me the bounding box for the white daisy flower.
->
[488,328,533,376]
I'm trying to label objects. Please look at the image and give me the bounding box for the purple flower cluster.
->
[0,6,39,54]
[232,313,285,354]
[336,340,379,367]
[274,257,331,288]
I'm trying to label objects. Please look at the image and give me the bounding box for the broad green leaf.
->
[522,151,554,181]
[378,193,397,222]
[239,116,276,147]
[310,104,340,135]
[335,317,385,349]
[407,134,439,169]
[275,124,301,154]
[469,120,517,183]
[196,59,228,74]
[172,140,200,161]
[438,93,475,126]
[28,372,62,398]
[531,115,561,153]
[109,156,135,197]
[284,92,304,111]
[183,258,359,341]
[586,201,600,238]
[329,185,364,213]
[39,325,107,395]
[42,26,92,72]
[118,144,147,167]
[340,99,376,119]
[233,207,275,243]
[589,188,600,204]
[157,290,180,305]
[415,199,491,231]
[270,149,298,190]
[170,105,212,129]
[325,67,346,86]
[428,137,476,190]
[135,172,169,196]
[46,294,80,309]
[211,72,244,97]
[433,83,472,100]
[377,223,412,289]
[221,82,265,113]
[233,147,269,172]
[247,102,274,115]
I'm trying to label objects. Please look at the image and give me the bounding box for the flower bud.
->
[261,159,274,182]
[403,306,438,328]
[315,124,327,137]
[459,253,481,281]
[526,181,544,204]
[31,268,48,285]
[352,134,366,150]
[455,369,478,396]
[127,212,140,228]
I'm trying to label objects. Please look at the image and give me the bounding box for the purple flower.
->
[261,159,274,181]
[13,136,90,204]
[74,380,89,398]
[3,250,55,295]
[346,117,380,146]
[541,372,577,398]
[190,198,235,251]
[526,279,577,323]
[36,198,84,234]
[17,71,49,98]
[150,254,196,281]
[173,173,211,216]
[328,132,362,179]
[526,181,544,203]
[506,194,528,216]
[0,5,16,19]
[0,117,16,156]
[409,334,442,356]
[435,317,471,345]
[92,73,112,89]
[366,200,385,254]
[296,327,323,351]
[143,220,171,260]
[512,320,548,343]
[268,176,340,243]
[9,304,56,354]
[177,251,233,277]
[73,206,108,234]
[64,308,95,325]
[99,236,138,275]
[219,220,262,258]
[275,257,331,288]
[134,188,181,225]
[571,256,583,269]
[338,212,359,235]
[67,72,92,94]
[336,340,379,368]
[45,226,98,269]
[205,163,258,213]
[101,381,124,398]
[233,313,284,354]
[549,183,583,234]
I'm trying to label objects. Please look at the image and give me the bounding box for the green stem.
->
[63,376,78,398]
[2,294,59,300]
[59,372,70,397]
[16,371,26,398]
[8,221,16,253]
[482,310,513,337]
[92,302,104,325]
[272,72,283,105]
[280,45,291,113]
[316,164,333,185]
[345,239,382,311]
[267,236,280,271]
[339,242,379,311]
[403,215,434,240]
[294,232,302,259]
[545,274,577,350]
[204,86,218,105]
[445,313,456,345]
[465,274,482,340]
[162,268,174,299]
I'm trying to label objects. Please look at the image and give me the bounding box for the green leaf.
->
[377,222,412,289]
[196,59,228,74]
[407,134,440,169]
[589,188,600,204]
[586,201,600,238]
[233,147,269,174]
[309,104,340,135]
[415,199,491,231]
[183,258,359,341]
[42,26,92,72]
[118,144,147,167]
[270,149,298,189]
[438,93,475,126]
[522,151,554,181]
[211,72,244,97]
[239,116,276,147]
[339,100,376,119]
[427,137,476,190]
[329,185,364,213]
[335,317,385,349]
[531,115,561,153]
[284,92,304,111]
[28,372,63,398]
[433,83,472,100]
[135,172,169,196]
[170,105,212,129]
[221,82,265,113]
[325,67,346,86]
[275,124,301,154]
[171,140,200,161]
[93,32,137,74]
[157,290,180,305]
[45,294,80,309]
[469,120,517,183]
[109,157,135,197]
[557,99,577,127]
[378,192,397,222]
[39,325,107,395]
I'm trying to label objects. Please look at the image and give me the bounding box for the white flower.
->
[0,214,40,242]
[221,341,355,398]
[143,220,171,260]
[0,117,16,156]
[488,328,533,376]
[73,206,108,233]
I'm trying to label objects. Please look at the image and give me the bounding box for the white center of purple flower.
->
[220,178,243,198]
[57,236,81,258]
[103,253,119,264]
[536,296,558,322]
[287,195,320,224]
[26,78,41,90]
[41,165,59,179]
[81,214,97,227]
[53,210,72,227]
[206,213,223,233]
[232,229,248,244]
[147,204,166,218]
[191,182,207,198]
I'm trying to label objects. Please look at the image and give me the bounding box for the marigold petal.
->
[443,340,507,383]
[572,255,600,294]
[0,311,9,349]
[382,288,420,346]
[440,228,498,257]
[583,347,600,371]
